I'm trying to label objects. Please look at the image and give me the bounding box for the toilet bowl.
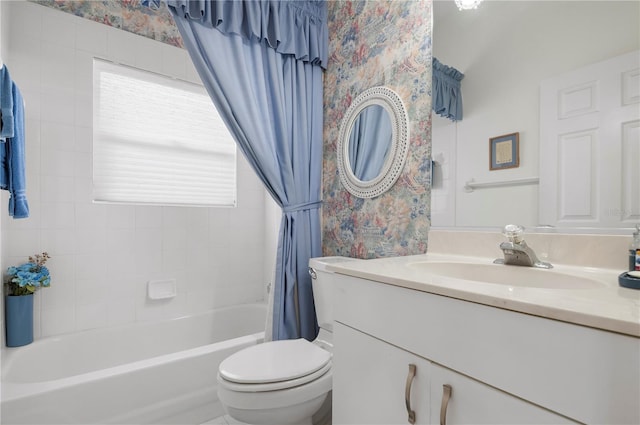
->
[217,256,353,425]
[217,332,332,425]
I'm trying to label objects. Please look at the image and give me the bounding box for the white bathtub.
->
[1,303,266,424]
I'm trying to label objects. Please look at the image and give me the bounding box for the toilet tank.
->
[309,256,358,331]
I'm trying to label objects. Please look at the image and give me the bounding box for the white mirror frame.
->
[337,86,410,199]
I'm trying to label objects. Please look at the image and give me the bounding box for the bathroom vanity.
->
[328,252,640,424]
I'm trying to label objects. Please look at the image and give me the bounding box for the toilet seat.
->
[218,339,332,392]
[217,366,332,412]
[218,361,331,392]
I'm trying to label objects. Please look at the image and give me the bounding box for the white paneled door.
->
[539,50,640,228]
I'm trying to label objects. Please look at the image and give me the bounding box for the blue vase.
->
[5,294,34,347]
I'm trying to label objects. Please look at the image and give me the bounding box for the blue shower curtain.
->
[166,0,327,341]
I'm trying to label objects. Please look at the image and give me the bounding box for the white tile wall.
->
[0,1,275,340]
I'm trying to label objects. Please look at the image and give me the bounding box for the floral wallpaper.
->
[322,0,432,259]
[30,0,183,47]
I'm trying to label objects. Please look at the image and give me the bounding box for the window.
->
[93,59,236,207]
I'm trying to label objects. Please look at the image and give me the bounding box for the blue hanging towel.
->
[0,66,29,219]
[0,65,15,141]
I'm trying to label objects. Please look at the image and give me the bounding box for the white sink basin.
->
[408,262,605,289]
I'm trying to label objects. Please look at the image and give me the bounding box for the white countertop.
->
[327,253,640,338]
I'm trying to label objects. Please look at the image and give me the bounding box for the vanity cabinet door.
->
[429,363,577,425]
[333,322,431,425]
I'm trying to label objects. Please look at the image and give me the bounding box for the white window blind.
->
[93,59,237,207]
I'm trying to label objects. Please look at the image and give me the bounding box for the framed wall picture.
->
[489,132,519,170]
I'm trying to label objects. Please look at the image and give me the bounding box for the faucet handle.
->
[502,224,525,243]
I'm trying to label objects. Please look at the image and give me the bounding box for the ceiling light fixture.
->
[454,0,483,11]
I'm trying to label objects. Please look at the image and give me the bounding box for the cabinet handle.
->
[440,384,452,425]
[405,364,417,424]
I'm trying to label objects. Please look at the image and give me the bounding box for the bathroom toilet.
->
[217,256,349,425]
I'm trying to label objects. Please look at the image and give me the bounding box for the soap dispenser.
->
[630,225,640,271]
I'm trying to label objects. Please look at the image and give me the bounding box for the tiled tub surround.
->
[0,1,272,341]
[2,303,267,424]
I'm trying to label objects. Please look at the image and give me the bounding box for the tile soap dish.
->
[618,272,640,290]
[148,279,177,299]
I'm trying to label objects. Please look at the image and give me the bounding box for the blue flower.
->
[17,263,34,272]
[5,253,51,296]
[15,270,36,287]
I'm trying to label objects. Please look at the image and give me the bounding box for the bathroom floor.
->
[202,414,247,425]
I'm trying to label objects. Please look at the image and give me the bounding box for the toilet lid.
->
[219,339,331,384]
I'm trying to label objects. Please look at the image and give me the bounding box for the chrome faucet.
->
[493,224,553,269]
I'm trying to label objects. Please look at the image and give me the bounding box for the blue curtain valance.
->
[432,57,464,121]
[166,0,328,69]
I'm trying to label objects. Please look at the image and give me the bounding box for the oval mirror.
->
[337,86,410,199]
